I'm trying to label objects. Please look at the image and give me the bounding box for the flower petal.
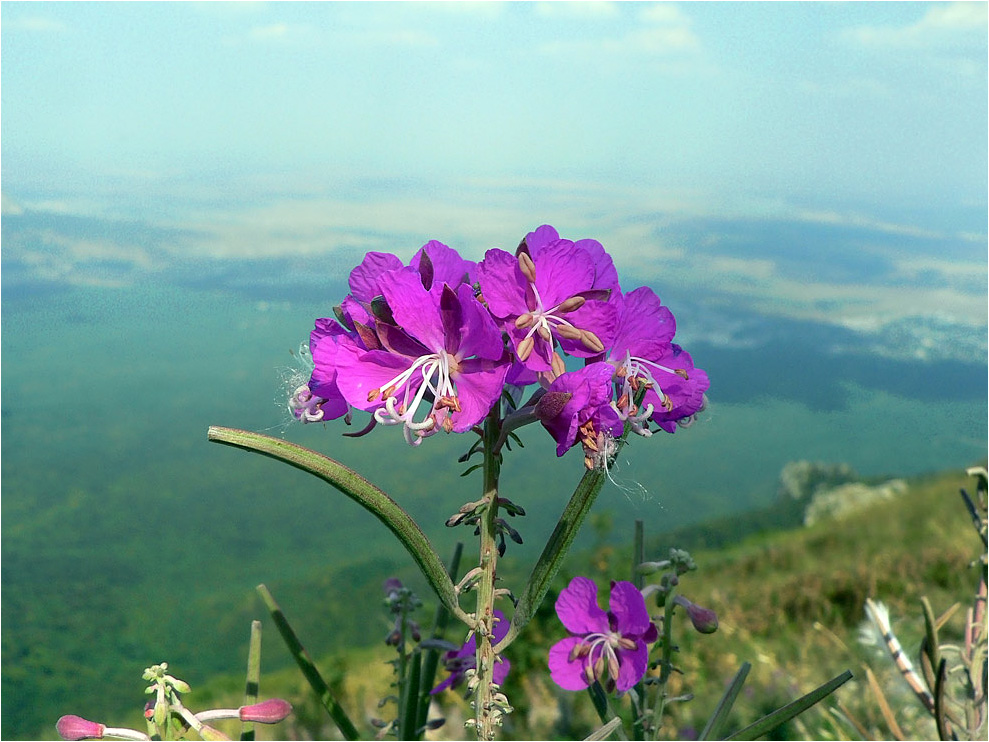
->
[615,640,649,693]
[555,576,608,635]
[608,580,653,637]
[548,637,592,691]
[477,248,527,320]
[348,252,404,301]
[411,240,476,288]
[380,267,446,350]
[446,358,509,432]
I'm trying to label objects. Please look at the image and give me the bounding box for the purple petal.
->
[555,300,620,360]
[615,640,649,693]
[447,359,509,432]
[555,576,608,635]
[492,656,511,686]
[532,241,595,308]
[523,224,562,258]
[380,267,445,350]
[334,348,414,411]
[348,252,404,301]
[548,637,591,691]
[477,248,527,320]
[429,672,458,695]
[574,238,620,294]
[455,284,505,361]
[613,287,676,357]
[608,580,653,637]
[411,240,476,288]
[540,372,592,455]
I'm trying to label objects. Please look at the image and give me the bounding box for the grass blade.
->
[257,584,360,741]
[240,620,262,741]
[699,661,751,740]
[726,669,853,740]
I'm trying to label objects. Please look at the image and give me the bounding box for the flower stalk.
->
[471,402,509,740]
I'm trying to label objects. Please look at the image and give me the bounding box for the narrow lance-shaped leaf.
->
[208,426,469,625]
[257,584,360,741]
[726,670,853,741]
[699,662,751,740]
[496,407,639,652]
[241,620,262,742]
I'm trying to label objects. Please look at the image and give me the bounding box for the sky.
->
[2,1,987,330]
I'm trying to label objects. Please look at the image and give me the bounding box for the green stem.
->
[631,520,645,740]
[650,587,678,740]
[474,406,504,740]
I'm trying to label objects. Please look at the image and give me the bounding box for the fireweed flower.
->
[605,286,709,436]
[535,362,624,468]
[548,577,658,694]
[431,610,511,694]
[334,268,509,445]
[476,225,620,377]
[307,241,478,429]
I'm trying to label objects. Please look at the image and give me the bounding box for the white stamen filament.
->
[520,282,581,347]
[613,351,682,417]
[579,631,623,683]
[371,350,458,445]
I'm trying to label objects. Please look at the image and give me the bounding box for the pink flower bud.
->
[239,698,292,724]
[56,715,105,740]
[674,595,719,634]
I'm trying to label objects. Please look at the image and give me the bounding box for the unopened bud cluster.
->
[56,664,291,741]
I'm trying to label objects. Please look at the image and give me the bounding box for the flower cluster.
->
[296,226,708,463]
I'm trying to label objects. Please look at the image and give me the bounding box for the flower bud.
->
[674,595,719,634]
[239,698,292,724]
[56,715,105,740]
[534,391,572,422]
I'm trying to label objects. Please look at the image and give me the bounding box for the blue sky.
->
[2,1,987,329]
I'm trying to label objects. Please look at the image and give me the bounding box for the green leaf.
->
[584,717,624,741]
[725,670,853,740]
[495,392,644,652]
[208,426,469,625]
[699,662,751,740]
[240,620,262,741]
[257,584,360,741]
[495,466,607,650]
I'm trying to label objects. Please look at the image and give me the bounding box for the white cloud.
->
[844,1,987,48]
[2,15,68,33]
[538,1,700,57]
[534,1,620,20]
[1,192,24,216]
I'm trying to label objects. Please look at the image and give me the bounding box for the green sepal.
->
[208,426,469,625]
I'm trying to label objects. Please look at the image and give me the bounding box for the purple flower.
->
[431,610,511,694]
[333,268,509,444]
[535,362,624,467]
[606,287,709,435]
[548,577,658,694]
[306,241,478,425]
[476,226,620,376]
